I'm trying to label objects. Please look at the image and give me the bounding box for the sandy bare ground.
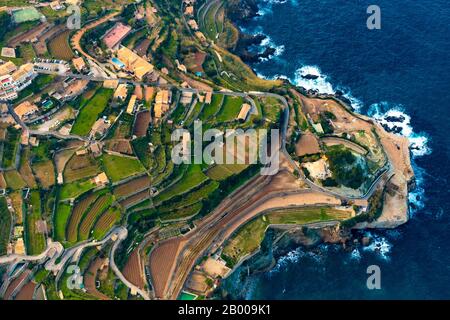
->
[296,131,321,156]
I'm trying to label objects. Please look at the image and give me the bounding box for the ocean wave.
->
[293,65,363,111]
[367,102,432,158]
[362,233,392,261]
[350,248,362,261]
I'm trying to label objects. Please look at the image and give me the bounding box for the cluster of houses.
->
[0,61,36,101]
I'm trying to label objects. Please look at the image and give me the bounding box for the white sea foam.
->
[362,233,392,261]
[367,102,431,158]
[292,65,363,111]
[350,248,362,261]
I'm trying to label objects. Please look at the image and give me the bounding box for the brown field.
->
[3,270,31,300]
[54,148,76,177]
[10,191,23,224]
[0,172,7,189]
[113,175,151,198]
[184,52,207,73]
[134,39,151,57]
[296,131,321,157]
[66,193,99,243]
[32,160,55,189]
[133,111,150,137]
[19,149,37,188]
[78,195,110,240]
[119,189,150,209]
[84,258,110,300]
[148,238,184,298]
[34,24,67,56]
[48,30,74,60]
[64,154,100,183]
[122,249,146,289]
[105,140,133,155]
[15,280,36,300]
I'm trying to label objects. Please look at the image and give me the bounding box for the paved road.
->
[109,227,151,300]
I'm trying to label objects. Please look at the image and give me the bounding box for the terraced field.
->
[78,194,113,241]
[64,154,101,183]
[153,165,208,204]
[66,193,101,244]
[101,154,145,183]
[113,175,151,198]
[92,207,121,239]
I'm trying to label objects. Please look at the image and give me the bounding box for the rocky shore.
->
[225,0,277,63]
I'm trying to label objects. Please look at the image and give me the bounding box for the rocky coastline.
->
[216,0,416,299]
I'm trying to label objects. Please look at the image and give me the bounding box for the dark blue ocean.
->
[222,0,450,299]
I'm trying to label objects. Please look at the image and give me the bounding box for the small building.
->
[114,84,128,101]
[188,19,199,31]
[116,46,154,80]
[154,89,171,119]
[91,119,110,137]
[205,92,212,104]
[127,95,137,114]
[29,136,39,147]
[184,6,194,16]
[1,47,16,59]
[0,61,17,76]
[14,101,38,120]
[93,172,109,186]
[72,57,87,73]
[103,79,119,89]
[89,142,102,157]
[50,1,64,10]
[180,91,193,105]
[237,103,251,122]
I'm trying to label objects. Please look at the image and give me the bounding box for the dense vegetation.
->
[326,145,365,189]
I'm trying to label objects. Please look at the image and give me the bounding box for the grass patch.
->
[153,165,208,204]
[4,170,27,190]
[59,178,96,200]
[71,88,113,136]
[101,154,145,183]
[199,94,223,121]
[216,96,243,123]
[54,202,71,242]
[24,191,46,255]
[0,197,11,256]
[223,207,353,266]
